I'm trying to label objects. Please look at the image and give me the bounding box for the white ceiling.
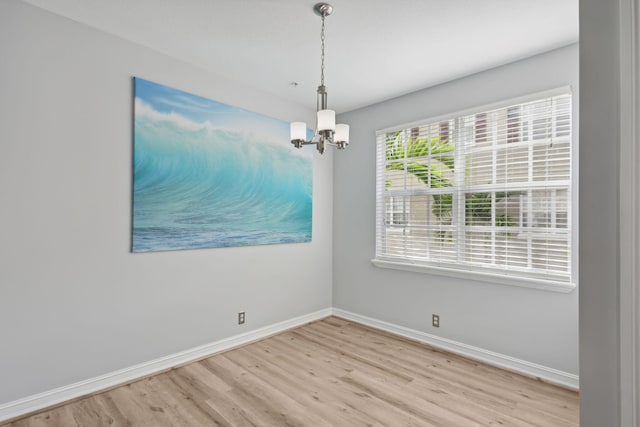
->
[21,0,578,113]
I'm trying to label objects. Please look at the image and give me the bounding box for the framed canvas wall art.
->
[132,77,313,252]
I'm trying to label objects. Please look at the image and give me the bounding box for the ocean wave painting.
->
[132,77,313,252]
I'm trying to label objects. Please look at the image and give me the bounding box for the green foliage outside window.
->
[384,131,519,230]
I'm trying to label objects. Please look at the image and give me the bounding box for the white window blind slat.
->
[375,92,573,284]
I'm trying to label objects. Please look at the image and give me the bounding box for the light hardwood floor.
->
[2,317,579,426]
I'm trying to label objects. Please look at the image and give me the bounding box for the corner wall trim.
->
[0,308,332,423]
[332,308,579,390]
[619,0,640,424]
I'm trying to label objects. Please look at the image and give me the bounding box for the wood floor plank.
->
[173,364,258,427]
[228,346,377,426]
[108,380,172,426]
[326,320,576,400]
[290,327,418,383]
[1,317,579,426]
[311,319,579,425]
[239,338,430,426]
[268,332,413,388]
[304,320,573,414]
[203,355,336,427]
[7,405,79,427]
[341,368,484,427]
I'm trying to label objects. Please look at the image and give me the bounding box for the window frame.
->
[372,87,577,293]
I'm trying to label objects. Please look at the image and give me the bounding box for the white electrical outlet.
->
[432,314,440,328]
[238,312,245,325]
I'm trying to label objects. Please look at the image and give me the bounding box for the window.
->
[386,196,409,226]
[374,90,574,290]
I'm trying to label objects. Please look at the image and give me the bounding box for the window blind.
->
[375,92,572,284]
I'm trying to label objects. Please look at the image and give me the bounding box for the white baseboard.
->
[0,308,332,423]
[332,308,579,390]
[0,306,579,422]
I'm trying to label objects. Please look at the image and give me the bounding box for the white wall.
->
[0,0,332,405]
[334,44,579,375]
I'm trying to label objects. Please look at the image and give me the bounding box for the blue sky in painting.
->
[134,77,308,147]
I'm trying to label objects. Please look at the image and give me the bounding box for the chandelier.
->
[290,2,350,154]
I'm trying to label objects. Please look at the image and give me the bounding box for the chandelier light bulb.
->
[290,122,307,141]
[317,110,336,131]
[335,124,350,144]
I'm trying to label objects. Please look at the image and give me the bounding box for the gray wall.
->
[0,0,332,405]
[579,0,621,425]
[334,44,579,374]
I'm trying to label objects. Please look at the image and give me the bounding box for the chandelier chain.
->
[320,14,325,86]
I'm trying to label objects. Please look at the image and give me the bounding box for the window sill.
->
[371,258,576,293]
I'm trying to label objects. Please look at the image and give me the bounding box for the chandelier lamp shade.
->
[290,3,350,154]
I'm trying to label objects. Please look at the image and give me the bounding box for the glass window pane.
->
[495,234,528,268]
[465,192,493,226]
[466,151,493,186]
[465,231,492,264]
[496,145,529,184]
